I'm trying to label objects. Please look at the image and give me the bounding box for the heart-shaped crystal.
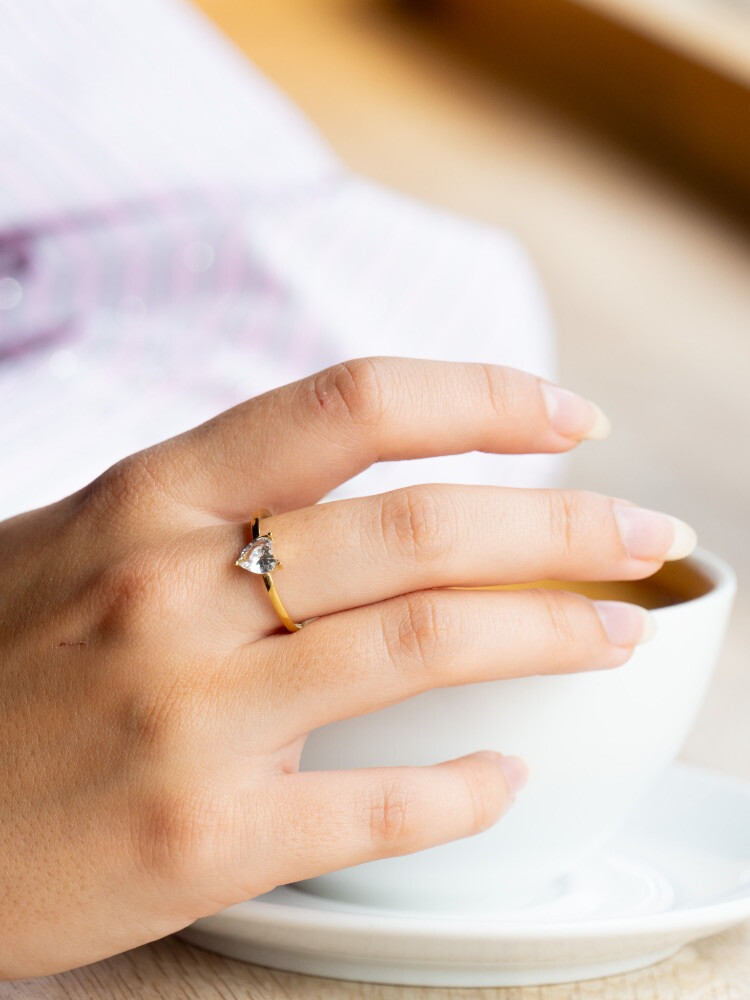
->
[236,535,279,575]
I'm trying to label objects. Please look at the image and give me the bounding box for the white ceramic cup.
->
[297,548,735,912]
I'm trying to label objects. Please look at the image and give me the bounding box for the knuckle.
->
[309,357,386,430]
[132,781,230,886]
[369,776,420,855]
[544,490,586,554]
[94,546,190,634]
[76,452,168,522]
[95,559,161,630]
[384,592,453,678]
[379,485,445,566]
[539,589,579,647]
[479,363,519,422]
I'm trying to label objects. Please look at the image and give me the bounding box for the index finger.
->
[160,357,609,519]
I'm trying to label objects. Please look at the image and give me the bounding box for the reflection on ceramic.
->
[298,549,736,910]
[179,765,750,987]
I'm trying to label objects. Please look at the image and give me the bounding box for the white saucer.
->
[178,764,750,987]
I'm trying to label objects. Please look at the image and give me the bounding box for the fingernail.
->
[614,503,697,561]
[499,755,529,795]
[540,383,611,441]
[593,600,657,647]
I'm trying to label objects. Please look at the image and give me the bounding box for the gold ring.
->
[235,509,302,632]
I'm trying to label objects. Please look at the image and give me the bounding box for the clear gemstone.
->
[236,536,279,574]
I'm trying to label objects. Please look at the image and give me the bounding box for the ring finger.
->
[208,483,695,636]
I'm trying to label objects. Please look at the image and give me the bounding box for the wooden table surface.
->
[7,1,750,996]
[4,924,750,1000]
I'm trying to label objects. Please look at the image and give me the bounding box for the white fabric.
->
[0,0,561,521]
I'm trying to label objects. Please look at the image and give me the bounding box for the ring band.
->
[235,509,302,632]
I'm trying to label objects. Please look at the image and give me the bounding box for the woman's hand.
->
[0,358,695,978]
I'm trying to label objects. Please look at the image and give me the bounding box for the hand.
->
[0,358,695,978]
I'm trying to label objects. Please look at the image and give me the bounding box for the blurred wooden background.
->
[427,0,750,218]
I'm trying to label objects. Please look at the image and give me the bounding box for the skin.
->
[0,357,688,979]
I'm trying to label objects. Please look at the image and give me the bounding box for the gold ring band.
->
[235,509,302,632]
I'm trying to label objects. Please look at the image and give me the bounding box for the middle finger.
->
[227,586,654,744]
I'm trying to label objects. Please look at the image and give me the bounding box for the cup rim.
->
[652,545,736,615]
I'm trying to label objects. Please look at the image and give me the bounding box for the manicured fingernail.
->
[593,600,657,647]
[499,755,529,795]
[540,383,611,441]
[614,503,697,561]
